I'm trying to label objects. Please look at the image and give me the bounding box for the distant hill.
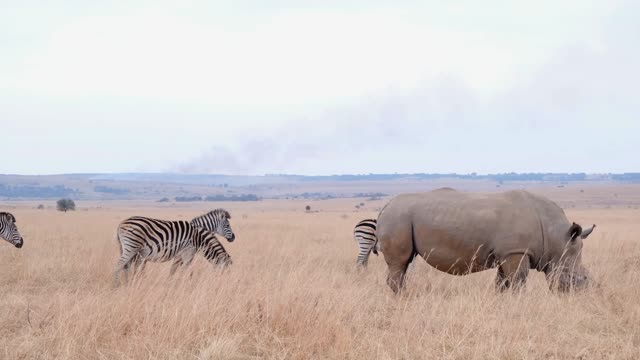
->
[0,172,637,200]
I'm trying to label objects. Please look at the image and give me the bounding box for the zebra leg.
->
[356,247,367,267]
[183,249,197,277]
[130,255,147,279]
[113,251,138,285]
[364,249,371,267]
[170,259,183,275]
[357,244,374,268]
[170,247,196,275]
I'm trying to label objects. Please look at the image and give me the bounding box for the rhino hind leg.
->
[378,217,417,294]
[386,261,410,294]
[385,251,418,294]
[495,254,530,292]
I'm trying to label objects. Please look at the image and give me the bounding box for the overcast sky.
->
[1,0,638,175]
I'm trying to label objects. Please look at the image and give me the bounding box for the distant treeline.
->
[285,192,387,200]
[299,173,591,182]
[94,186,130,195]
[298,192,336,200]
[612,173,640,182]
[173,194,260,202]
[0,184,77,198]
[354,192,387,198]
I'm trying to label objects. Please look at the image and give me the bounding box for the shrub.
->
[57,199,76,212]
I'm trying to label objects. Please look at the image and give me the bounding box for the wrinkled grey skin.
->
[376,189,596,293]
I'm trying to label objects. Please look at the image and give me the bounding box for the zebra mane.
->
[0,212,15,223]
[207,208,231,220]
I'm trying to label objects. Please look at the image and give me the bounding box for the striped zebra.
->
[1,212,23,249]
[114,216,233,283]
[353,219,378,267]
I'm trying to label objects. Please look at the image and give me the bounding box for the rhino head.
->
[545,222,596,292]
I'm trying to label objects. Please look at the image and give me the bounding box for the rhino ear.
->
[568,222,582,242]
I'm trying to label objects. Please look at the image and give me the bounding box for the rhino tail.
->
[409,222,418,263]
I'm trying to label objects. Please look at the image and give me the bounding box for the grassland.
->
[1,189,639,359]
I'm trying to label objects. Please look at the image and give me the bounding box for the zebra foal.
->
[114,215,233,284]
[1,212,24,248]
[353,219,378,267]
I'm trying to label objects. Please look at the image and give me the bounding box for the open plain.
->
[1,185,640,359]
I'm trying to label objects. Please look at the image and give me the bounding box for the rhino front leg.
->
[495,254,530,292]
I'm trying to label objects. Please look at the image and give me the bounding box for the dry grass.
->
[1,199,639,359]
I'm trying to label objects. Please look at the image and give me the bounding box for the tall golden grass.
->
[0,201,639,359]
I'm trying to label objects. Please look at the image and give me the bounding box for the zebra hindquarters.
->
[354,219,378,268]
[113,224,146,286]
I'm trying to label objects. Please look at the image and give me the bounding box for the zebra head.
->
[198,229,232,268]
[192,209,235,242]
[0,212,23,248]
[213,252,232,267]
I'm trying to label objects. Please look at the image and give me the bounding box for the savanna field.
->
[1,190,640,359]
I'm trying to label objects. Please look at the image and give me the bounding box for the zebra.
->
[353,219,378,267]
[1,212,23,248]
[190,208,235,242]
[114,217,232,284]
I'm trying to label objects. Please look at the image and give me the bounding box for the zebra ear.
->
[224,210,231,219]
[1,213,14,223]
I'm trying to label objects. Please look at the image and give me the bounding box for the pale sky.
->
[1,0,638,175]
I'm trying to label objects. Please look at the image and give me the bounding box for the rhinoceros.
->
[376,188,595,293]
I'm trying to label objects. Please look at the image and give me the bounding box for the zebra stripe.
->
[0,212,23,249]
[114,216,231,283]
[191,208,235,242]
[354,219,378,267]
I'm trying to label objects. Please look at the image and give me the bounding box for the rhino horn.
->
[581,224,596,239]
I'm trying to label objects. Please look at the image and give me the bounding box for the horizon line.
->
[1,171,639,177]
